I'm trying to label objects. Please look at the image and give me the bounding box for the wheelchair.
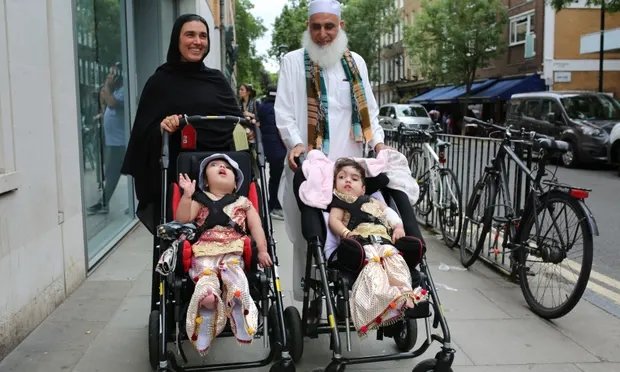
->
[292,164,455,372]
[148,116,302,372]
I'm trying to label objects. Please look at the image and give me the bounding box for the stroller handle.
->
[179,115,251,128]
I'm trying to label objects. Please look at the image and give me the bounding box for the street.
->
[553,164,620,316]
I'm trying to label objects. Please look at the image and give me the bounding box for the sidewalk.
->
[1,220,619,372]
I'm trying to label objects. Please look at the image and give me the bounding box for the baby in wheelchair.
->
[175,153,272,355]
[328,157,428,336]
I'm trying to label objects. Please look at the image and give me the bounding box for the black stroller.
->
[291,160,455,371]
[148,116,302,372]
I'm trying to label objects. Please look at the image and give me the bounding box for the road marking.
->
[562,259,620,304]
[564,259,620,291]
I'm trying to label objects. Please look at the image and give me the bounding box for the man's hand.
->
[161,114,182,133]
[374,142,392,154]
[287,144,306,171]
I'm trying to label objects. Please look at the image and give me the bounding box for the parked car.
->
[378,103,434,133]
[609,122,620,176]
[506,91,620,167]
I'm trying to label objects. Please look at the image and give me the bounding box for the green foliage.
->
[269,0,309,59]
[235,0,268,93]
[405,0,507,93]
[76,0,122,66]
[549,0,619,12]
[341,0,398,80]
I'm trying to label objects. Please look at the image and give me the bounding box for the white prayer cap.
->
[308,0,341,18]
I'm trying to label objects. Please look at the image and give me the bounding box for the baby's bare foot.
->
[405,298,414,309]
[200,290,216,309]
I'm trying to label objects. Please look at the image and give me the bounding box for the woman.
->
[121,14,243,310]
[238,83,258,117]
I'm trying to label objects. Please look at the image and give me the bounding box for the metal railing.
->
[385,129,535,272]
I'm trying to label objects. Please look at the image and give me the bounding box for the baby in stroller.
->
[328,158,428,336]
[175,153,273,355]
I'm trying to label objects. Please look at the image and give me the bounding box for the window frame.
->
[509,10,535,46]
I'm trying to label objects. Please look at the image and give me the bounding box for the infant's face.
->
[335,165,365,197]
[204,159,236,192]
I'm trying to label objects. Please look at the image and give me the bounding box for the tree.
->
[269,0,309,59]
[341,0,398,81]
[405,0,507,96]
[550,0,619,12]
[235,0,268,92]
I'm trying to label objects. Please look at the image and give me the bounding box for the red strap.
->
[172,183,181,220]
[243,236,252,271]
[248,182,259,211]
[182,240,192,273]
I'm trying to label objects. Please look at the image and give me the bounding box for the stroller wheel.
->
[284,306,304,362]
[269,357,295,372]
[325,360,346,372]
[148,310,160,370]
[394,318,418,352]
[412,358,453,372]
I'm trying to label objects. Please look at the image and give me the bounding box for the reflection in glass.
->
[76,0,134,266]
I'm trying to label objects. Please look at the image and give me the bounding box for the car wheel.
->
[561,141,578,168]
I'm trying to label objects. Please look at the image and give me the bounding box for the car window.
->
[561,94,620,120]
[398,105,428,117]
[388,107,396,117]
[508,100,522,116]
[379,106,388,116]
[541,99,561,121]
[524,100,541,119]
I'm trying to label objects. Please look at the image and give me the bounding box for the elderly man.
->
[275,0,385,301]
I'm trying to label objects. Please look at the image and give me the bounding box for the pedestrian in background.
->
[257,86,286,220]
[238,83,258,118]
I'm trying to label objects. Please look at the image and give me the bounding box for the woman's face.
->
[178,21,208,63]
[238,85,248,98]
[335,165,365,197]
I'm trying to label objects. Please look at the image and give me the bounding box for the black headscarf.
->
[121,14,242,233]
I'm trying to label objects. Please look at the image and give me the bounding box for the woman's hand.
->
[160,114,182,133]
[392,225,405,244]
[258,251,273,268]
[178,173,196,195]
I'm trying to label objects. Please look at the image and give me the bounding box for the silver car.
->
[378,103,434,133]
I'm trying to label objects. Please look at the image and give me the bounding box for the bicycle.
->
[403,128,463,248]
[460,118,597,319]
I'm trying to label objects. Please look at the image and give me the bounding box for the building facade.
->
[0,0,237,359]
[543,0,620,97]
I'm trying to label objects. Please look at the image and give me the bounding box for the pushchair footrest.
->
[405,301,430,319]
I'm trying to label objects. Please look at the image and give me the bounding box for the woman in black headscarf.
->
[122,14,242,234]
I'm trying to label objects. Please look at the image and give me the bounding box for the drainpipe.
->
[220,0,226,73]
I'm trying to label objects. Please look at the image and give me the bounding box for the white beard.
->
[302,29,349,68]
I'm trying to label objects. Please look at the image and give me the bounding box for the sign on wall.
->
[554,71,572,83]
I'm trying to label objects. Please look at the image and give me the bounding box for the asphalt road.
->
[553,163,620,282]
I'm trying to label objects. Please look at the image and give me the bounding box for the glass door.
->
[76,0,135,267]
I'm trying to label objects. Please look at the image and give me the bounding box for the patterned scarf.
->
[305,49,372,155]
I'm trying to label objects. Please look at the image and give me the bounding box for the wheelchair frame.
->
[297,184,456,372]
[149,116,298,372]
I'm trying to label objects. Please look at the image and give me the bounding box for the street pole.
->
[378,44,381,107]
[598,0,605,93]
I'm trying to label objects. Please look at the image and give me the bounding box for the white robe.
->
[274,48,384,301]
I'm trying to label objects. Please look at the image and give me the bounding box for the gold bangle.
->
[341,228,351,238]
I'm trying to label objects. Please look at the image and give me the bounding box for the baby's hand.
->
[392,225,405,243]
[258,251,273,268]
[178,173,196,195]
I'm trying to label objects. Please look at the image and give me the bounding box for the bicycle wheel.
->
[409,148,432,217]
[460,173,496,267]
[518,191,593,319]
[437,168,462,248]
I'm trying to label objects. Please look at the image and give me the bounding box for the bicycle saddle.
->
[436,138,451,148]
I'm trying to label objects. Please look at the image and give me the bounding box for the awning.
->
[409,85,457,103]
[408,79,496,104]
[431,79,497,104]
[465,74,545,102]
